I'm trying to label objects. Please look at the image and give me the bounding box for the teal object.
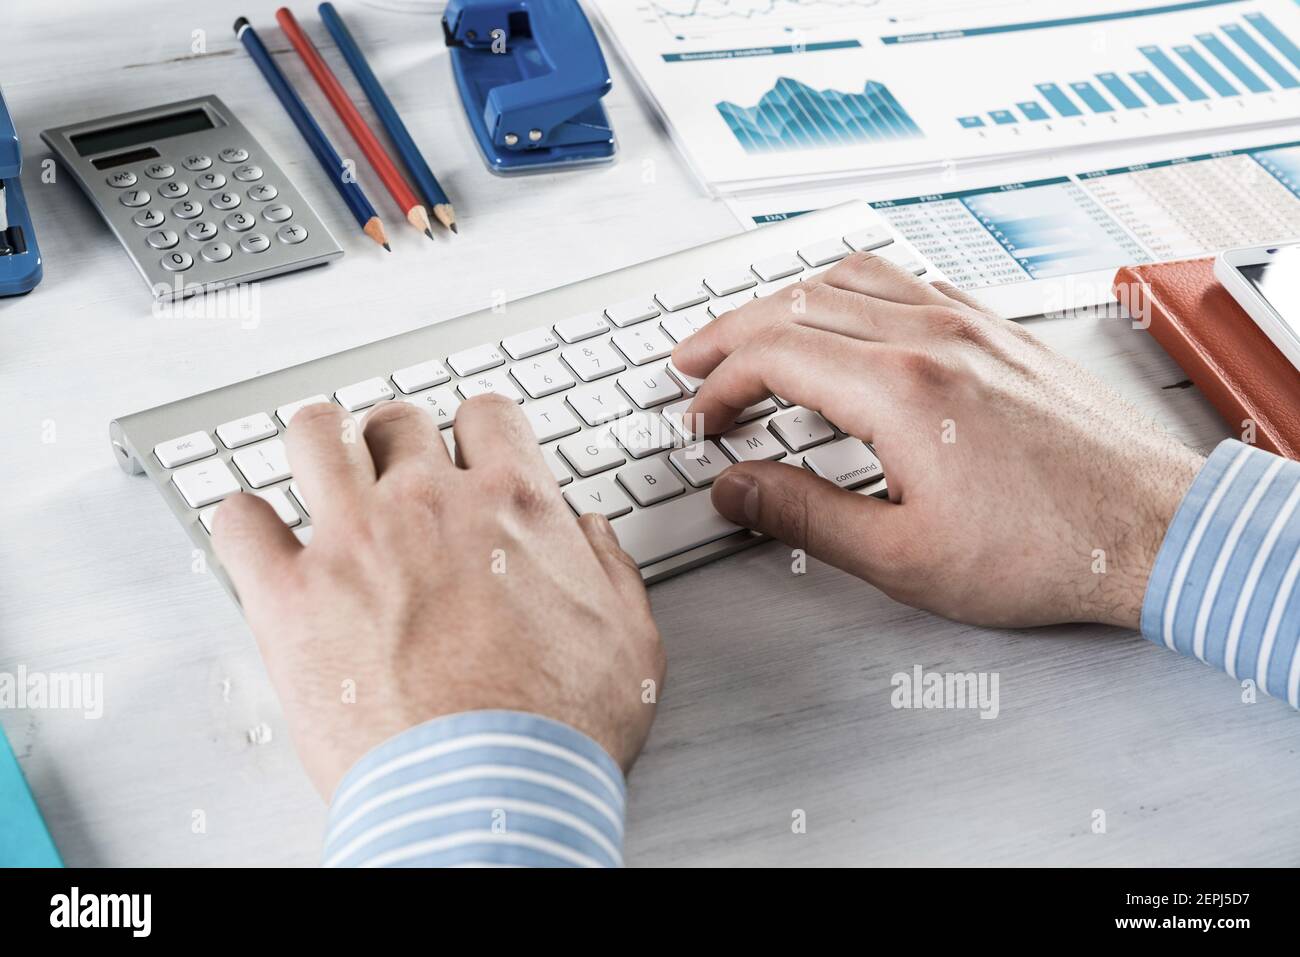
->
[0,724,61,867]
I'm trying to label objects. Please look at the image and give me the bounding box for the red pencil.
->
[275,6,433,240]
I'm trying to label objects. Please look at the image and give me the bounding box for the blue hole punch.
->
[443,0,616,175]
[0,87,43,297]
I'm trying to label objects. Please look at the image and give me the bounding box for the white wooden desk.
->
[3,0,1297,867]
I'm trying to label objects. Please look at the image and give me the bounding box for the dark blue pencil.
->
[234,15,390,249]
[318,1,458,234]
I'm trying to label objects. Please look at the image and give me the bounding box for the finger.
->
[686,324,892,439]
[672,290,795,378]
[790,281,946,342]
[710,460,909,585]
[452,393,546,472]
[210,492,302,612]
[285,402,376,526]
[363,400,451,480]
[821,251,953,307]
[578,512,650,609]
[931,280,1000,317]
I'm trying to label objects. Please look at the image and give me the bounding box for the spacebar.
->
[610,491,742,568]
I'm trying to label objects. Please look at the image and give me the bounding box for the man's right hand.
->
[673,253,1205,630]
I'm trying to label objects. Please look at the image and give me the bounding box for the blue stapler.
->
[0,85,43,297]
[443,0,616,174]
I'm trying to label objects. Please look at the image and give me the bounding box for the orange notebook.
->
[1113,257,1300,461]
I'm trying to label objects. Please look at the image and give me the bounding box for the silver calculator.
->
[43,95,342,299]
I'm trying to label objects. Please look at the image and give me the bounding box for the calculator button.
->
[147,229,179,250]
[183,154,212,171]
[119,189,150,207]
[195,172,226,190]
[233,164,263,182]
[157,180,188,199]
[219,147,249,163]
[186,220,218,241]
[132,208,164,228]
[277,223,308,245]
[161,251,194,272]
[171,199,203,219]
[106,171,137,188]
[263,203,292,223]
[210,191,241,211]
[247,184,278,202]
[240,233,271,254]
[201,241,233,263]
[144,162,175,180]
[225,211,256,232]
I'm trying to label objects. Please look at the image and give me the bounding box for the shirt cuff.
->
[323,710,627,867]
[1141,438,1300,707]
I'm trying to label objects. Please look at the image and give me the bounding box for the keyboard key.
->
[666,359,703,395]
[404,386,460,427]
[276,395,330,428]
[736,398,778,423]
[844,226,893,252]
[511,355,575,398]
[446,343,505,377]
[804,438,884,489]
[200,486,299,533]
[501,326,559,360]
[873,241,927,275]
[561,340,625,382]
[610,491,741,567]
[525,398,581,443]
[542,447,573,486]
[391,359,451,394]
[799,238,851,268]
[655,283,708,312]
[558,433,626,477]
[232,439,292,488]
[618,365,682,409]
[703,269,757,297]
[612,412,676,459]
[335,377,395,412]
[458,373,525,403]
[661,398,703,444]
[721,422,785,462]
[294,526,314,546]
[172,459,241,508]
[290,481,309,516]
[564,476,634,519]
[668,440,730,487]
[769,408,835,451]
[154,430,216,468]
[216,413,277,450]
[605,298,660,328]
[611,325,674,366]
[751,253,803,282]
[554,312,610,343]
[708,292,753,319]
[660,312,700,344]
[567,382,633,426]
[617,456,685,506]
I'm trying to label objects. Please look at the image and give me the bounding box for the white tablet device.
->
[1215,243,1300,373]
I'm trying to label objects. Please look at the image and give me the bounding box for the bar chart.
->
[718,77,922,152]
[958,9,1300,128]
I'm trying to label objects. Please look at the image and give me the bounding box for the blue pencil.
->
[234,16,390,250]
[318,2,458,234]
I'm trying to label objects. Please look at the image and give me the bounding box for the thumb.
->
[710,460,906,582]
[578,512,651,609]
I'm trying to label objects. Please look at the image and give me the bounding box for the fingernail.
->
[712,471,760,527]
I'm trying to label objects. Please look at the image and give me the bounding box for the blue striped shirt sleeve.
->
[1142,439,1300,708]
[322,710,626,867]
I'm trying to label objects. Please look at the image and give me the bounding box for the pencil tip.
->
[449,223,459,234]
[424,228,435,240]
[383,243,392,252]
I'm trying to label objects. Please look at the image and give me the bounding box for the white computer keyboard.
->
[111,201,943,599]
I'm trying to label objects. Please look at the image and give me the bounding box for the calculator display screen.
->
[70,108,215,157]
